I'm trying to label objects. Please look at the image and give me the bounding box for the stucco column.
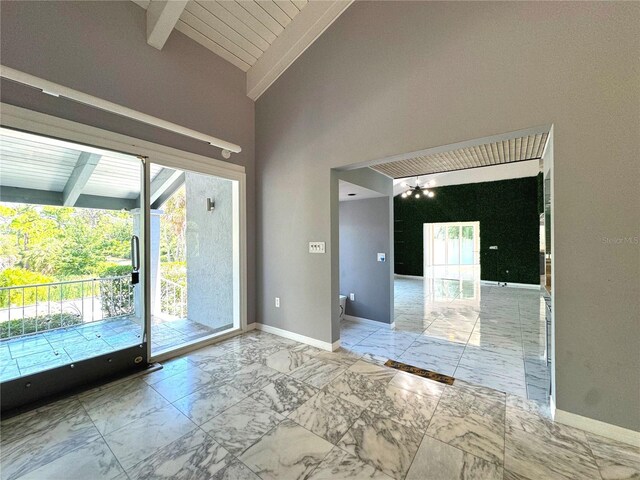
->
[185,172,233,329]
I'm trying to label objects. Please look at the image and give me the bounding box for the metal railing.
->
[160,277,186,318]
[0,275,134,340]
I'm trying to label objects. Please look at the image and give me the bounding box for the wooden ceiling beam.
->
[147,0,188,50]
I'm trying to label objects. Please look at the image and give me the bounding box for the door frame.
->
[423,221,480,271]
[0,103,249,364]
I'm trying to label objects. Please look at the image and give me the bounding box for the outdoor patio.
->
[0,316,230,383]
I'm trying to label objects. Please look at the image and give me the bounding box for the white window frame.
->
[423,221,480,269]
[0,103,248,363]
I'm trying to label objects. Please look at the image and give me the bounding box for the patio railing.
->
[160,277,186,318]
[0,275,134,339]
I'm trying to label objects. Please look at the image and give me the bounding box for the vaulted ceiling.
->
[132,0,352,100]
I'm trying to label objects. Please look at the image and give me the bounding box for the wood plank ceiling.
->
[371,133,549,179]
[133,0,308,71]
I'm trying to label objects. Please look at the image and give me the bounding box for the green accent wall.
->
[394,176,540,284]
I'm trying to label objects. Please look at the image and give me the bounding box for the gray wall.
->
[256,2,640,431]
[340,197,392,324]
[0,0,256,323]
[185,173,234,329]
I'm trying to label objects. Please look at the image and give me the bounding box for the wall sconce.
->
[206,198,215,212]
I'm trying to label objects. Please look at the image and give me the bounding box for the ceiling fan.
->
[400,177,435,199]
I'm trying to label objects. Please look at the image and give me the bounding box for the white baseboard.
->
[480,280,540,290]
[245,322,258,331]
[253,323,335,352]
[343,315,394,329]
[555,409,640,446]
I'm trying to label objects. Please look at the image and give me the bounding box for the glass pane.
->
[447,226,460,264]
[461,225,475,264]
[433,226,446,265]
[0,127,144,382]
[150,165,238,356]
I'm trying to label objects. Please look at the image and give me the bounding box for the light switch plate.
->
[377,253,386,262]
[309,242,325,254]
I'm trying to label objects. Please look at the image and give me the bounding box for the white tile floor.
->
[1,330,636,480]
[341,270,550,404]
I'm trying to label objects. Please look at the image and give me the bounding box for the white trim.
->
[151,328,244,363]
[0,104,244,176]
[0,66,241,153]
[0,103,249,358]
[245,322,258,332]
[555,409,640,447]
[394,274,424,279]
[246,1,353,100]
[254,323,334,352]
[343,315,394,329]
[480,280,540,290]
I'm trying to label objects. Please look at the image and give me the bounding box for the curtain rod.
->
[0,65,242,155]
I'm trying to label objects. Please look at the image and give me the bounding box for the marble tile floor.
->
[1,330,636,480]
[0,317,226,382]
[341,275,551,404]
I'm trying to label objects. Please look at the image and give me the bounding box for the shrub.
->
[0,312,82,339]
[0,268,55,308]
[95,262,134,318]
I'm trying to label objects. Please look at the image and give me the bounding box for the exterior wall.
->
[340,197,392,324]
[256,2,640,431]
[0,0,256,324]
[185,173,234,329]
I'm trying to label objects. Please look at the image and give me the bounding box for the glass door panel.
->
[433,226,447,265]
[149,163,239,357]
[447,226,460,264]
[0,126,146,409]
[461,225,475,264]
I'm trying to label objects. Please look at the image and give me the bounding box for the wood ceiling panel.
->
[197,1,270,51]
[240,1,285,36]
[180,9,258,65]
[175,20,251,71]
[274,0,299,18]
[257,1,293,28]
[371,133,549,179]
[187,2,265,58]
[218,1,278,43]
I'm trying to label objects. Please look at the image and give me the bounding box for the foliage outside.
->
[0,185,187,337]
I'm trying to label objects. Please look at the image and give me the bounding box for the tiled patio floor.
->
[0,317,230,382]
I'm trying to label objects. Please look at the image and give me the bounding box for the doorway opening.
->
[332,125,554,409]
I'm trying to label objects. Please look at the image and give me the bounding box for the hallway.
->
[341,272,549,404]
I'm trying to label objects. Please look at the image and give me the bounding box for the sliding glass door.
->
[0,127,147,410]
[148,163,240,358]
[424,221,480,267]
[1,117,245,411]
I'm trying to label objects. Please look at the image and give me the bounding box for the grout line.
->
[78,399,130,479]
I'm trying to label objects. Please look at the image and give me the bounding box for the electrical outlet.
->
[349,293,355,301]
[377,253,386,262]
[275,297,280,308]
[309,242,325,254]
